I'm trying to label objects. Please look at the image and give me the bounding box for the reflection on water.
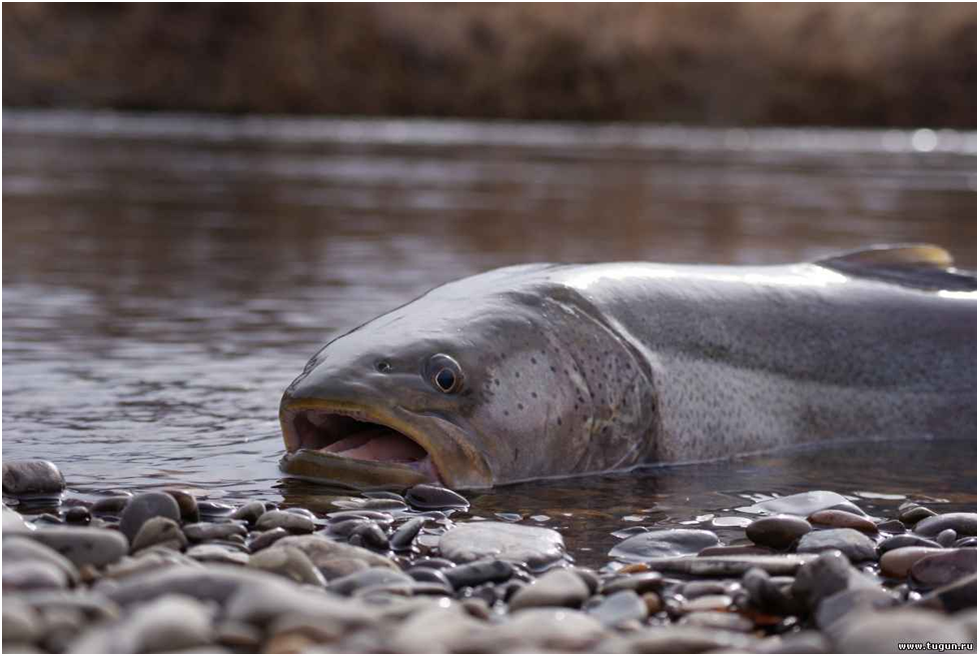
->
[3,111,976,555]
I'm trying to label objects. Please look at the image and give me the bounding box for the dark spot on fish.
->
[517,403,524,410]
[494,379,500,386]
[550,366,556,373]
[557,418,562,426]
[504,410,510,416]
[531,392,538,399]
[531,357,537,364]
[515,372,520,378]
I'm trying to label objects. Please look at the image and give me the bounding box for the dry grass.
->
[3,3,975,126]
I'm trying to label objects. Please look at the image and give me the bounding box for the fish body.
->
[279,245,976,489]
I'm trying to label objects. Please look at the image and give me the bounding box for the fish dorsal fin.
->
[817,244,953,268]
[815,244,975,291]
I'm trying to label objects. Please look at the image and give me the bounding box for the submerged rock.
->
[439,521,566,569]
[610,529,719,561]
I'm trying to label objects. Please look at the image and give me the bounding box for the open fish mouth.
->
[280,404,441,484]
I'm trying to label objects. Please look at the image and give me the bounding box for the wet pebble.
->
[350,521,389,550]
[698,544,776,557]
[91,495,131,515]
[617,625,757,652]
[878,533,942,554]
[795,528,876,562]
[899,505,937,526]
[4,536,81,585]
[275,534,398,570]
[439,521,565,569]
[913,513,977,537]
[2,599,42,644]
[875,519,906,533]
[600,571,664,595]
[954,536,977,548]
[645,554,817,576]
[186,544,250,565]
[749,491,865,517]
[680,580,736,599]
[790,551,866,610]
[71,594,214,653]
[119,492,181,542]
[248,545,326,586]
[255,509,315,533]
[610,528,719,561]
[445,559,514,589]
[405,483,469,510]
[390,517,426,550]
[509,568,590,610]
[230,500,266,524]
[912,573,977,612]
[936,528,958,547]
[681,610,754,632]
[328,567,415,595]
[407,566,453,588]
[318,557,370,580]
[680,594,733,612]
[161,488,200,523]
[910,548,977,587]
[64,506,91,525]
[245,527,288,552]
[131,517,188,553]
[2,459,66,496]
[742,567,796,613]
[3,559,71,591]
[808,509,877,533]
[745,515,812,549]
[184,521,247,542]
[27,527,129,568]
[499,608,608,651]
[815,587,896,630]
[587,589,648,627]
[880,546,946,578]
[833,608,971,652]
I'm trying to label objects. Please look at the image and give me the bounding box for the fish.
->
[279,244,977,490]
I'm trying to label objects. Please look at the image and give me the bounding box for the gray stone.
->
[746,515,812,549]
[439,521,566,569]
[600,572,664,595]
[2,460,65,496]
[246,527,288,552]
[184,522,248,542]
[186,544,249,565]
[914,513,977,537]
[318,557,371,580]
[255,510,316,533]
[98,565,265,606]
[617,625,758,652]
[879,546,947,578]
[64,506,92,525]
[385,605,487,652]
[833,609,972,653]
[644,553,818,576]
[274,534,398,570]
[3,504,31,533]
[742,567,798,614]
[405,484,470,510]
[913,574,978,612]
[248,545,326,586]
[26,527,129,568]
[390,517,426,550]
[131,517,188,552]
[496,608,607,651]
[509,568,590,610]
[815,587,896,630]
[119,492,181,542]
[3,560,70,591]
[808,509,878,533]
[796,528,877,562]
[224,575,375,628]
[878,534,942,554]
[70,594,214,653]
[326,567,413,595]
[2,599,42,644]
[910,548,977,587]
[749,491,866,517]
[680,594,733,613]
[587,589,647,627]
[13,590,120,622]
[899,505,937,526]
[3,535,80,584]
[681,610,754,632]
[230,501,266,524]
[103,549,203,580]
[937,528,958,547]
[610,529,720,561]
[791,550,873,610]
[444,559,514,588]
[161,488,200,523]
[91,495,131,515]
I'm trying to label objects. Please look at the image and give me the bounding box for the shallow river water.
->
[3,110,976,567]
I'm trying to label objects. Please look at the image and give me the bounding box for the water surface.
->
[3,111,975,564]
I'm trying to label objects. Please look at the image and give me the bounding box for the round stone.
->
[161,489,200,523]
[390,517,426,551]
[746,515,812,549]
[2,460,66,496]
[878,534,942,554]
[914,514,977,538]
[255,510,315,534]
[131,517,188,553]
[184,522,248,543]
[587,589,648,627]
[808,510,877,533]
[231,501,266,525]
[610,529,719,562]
[248,545,326,586]
[119,493,181,543]
[795,528,876,562]
[509,568,590,610]
[444,559,514,589]
[910,549,977,587]
[27,527,129,568]
[439,522,566,569]
[879,547,946,578]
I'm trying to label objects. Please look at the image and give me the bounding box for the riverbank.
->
[3,459,975,653]
[3,4,975,127]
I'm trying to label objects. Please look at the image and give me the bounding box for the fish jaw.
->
[278,398,494,490]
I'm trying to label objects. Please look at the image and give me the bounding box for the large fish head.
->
[279,266,656,489]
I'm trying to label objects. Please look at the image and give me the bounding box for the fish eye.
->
[375,360,392,373]
[427,354,463,394]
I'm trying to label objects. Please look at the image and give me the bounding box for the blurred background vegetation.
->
[3,3,975,126]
